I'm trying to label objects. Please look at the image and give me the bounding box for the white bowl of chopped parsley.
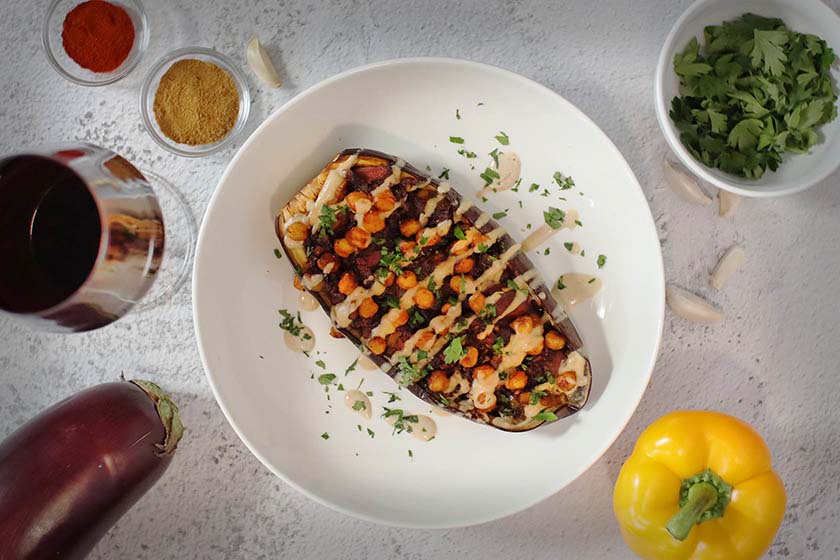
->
[655,0,840,197]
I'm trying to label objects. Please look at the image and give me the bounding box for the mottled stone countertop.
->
[1,0,839,558]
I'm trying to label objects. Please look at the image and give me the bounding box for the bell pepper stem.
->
[666,482,719,541]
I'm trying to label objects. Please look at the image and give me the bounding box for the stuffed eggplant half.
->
[276,149,591,431]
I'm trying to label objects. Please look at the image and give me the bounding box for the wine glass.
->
[0,142,194,332]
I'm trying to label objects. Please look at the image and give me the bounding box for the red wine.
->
[0,156,102,313]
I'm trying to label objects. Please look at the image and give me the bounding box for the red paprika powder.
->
[61,0,135,73]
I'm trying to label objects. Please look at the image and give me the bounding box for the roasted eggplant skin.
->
[277,148,591,432]
[0,380,182,559]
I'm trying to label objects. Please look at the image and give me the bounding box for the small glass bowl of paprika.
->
[43,0,149,87]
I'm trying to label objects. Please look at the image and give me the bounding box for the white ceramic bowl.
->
[655,0,840,197]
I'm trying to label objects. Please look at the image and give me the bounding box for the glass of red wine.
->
[0,143,194,332]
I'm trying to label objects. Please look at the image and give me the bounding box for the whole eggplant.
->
[0,379,183,559]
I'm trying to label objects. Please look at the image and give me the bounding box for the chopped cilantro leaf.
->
[455,109,461,120]
[480,167,501,186]
[457,148,477,158]
[453,224,467,240]
[345,358,359,375]
[318,373,336,385]
[476,243,490,253]
[367,428,375,438]
[492,210,508,220]
[410,309,425,327]
[489,148,500,167]
[528,183,539,192]
[408,449,414,458]
[574,219,583,227]
[543,207,566,229]
[536,410,558,422]
[352,400,367,411]
[564,242,575,252]
[383,295,400,309]
[278,309,304,337]
[507,279,527,294]
[384,391,401,403]
[553,172,575,190]
[588,277,597,284]
[449,136,465,144]
[439,168,450,180]
[397,356,427,384]
[315,359,326,369]
[478,304,497,323]
[544,248,550,255]
[529,390,548,405]
[321,432,330,440]
[492,336,505,355]
[495,131,510,145]
[557,276,566,290]
[273,248,282,259]
[318,205,339,229]
[443,336,467,364]
[378,247,404,275]
[597,254,607,269]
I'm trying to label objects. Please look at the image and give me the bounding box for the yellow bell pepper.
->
[613,411,786,560]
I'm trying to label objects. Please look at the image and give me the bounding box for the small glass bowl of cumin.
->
[43,0,150,86]
[140,47,251,157]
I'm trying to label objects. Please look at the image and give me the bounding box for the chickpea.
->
[396,270,418,289]
[416,330,435,351]
[373,190,397,211]
[517,392,531,406]
[346,191,372,211]
[511,314,539,334]
[334,238,356,258]
[358,297,379,319]
[459,346,479,368]
[413,287,435,309]
[286,221,309,241]
[398,240,416,255]
[450,239,471,255]
[382,271,395,287]
[475,391,496,411]
[472,364,495,383]
[505,370,528,390]
[338,272,358,295]
[418,232,441,247]
[400,219,421,237]
[329,327,345,339]
[545,331,566,351]
[441,302,452,314]
[368,337,386,355]
[346,227,372,249]
[362,212,386,234]
[427,370,449,393]
[454,257,475,274]
[449,275,465,293]
[392,309,409,327]
[468,292,486,314]
[556,371,578,391]
[293,275,305,291]
[317,252,338,273]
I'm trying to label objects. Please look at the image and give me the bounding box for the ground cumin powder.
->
[153,59,239,146]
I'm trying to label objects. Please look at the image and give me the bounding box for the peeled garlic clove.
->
[246,34,283,88]
[719,190,741,217]
[666,284,725,323]
[663,157,713,205]
[710,245,744,290]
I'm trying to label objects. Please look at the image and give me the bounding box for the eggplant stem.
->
[129,380,184,456]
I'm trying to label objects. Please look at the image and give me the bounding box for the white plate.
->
[193,58,664,528]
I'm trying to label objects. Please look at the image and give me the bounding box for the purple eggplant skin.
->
[0,379,183,560]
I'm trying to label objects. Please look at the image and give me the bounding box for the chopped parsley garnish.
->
[338,384,345,391]
[321,432,330,440]
[302,333,312,340]
[492,210,508,220]
[529,390,548,405]
[449,136,465,144]
[476,243,490,253]
[315,359,326,369]
[511,178,522,192]
[518,200,523,208]
[382,408,419,434]
[564,242,575,252]
[418,235,429,246]
[425,165,431,172]
[457,148,477,158]
[384,391,401,403]
[478,304,497,323]
[318,205,340,230]
[366,391,373,396]
[553,171,575,190]
[379,247,404,275]
[278,309,304,336]
[507,279,528,294]
[352,400,367,411]
[489,148,500,167]
[574,219,583,227]
[443,336,467,364]
[544,248,550,256]
[543,207,566,229]
[492,336,505,355]
[541,189,550,197]
[455,109,461,120]
[273,248,282,259]
[536,410,558,422]
[408,449,414,458]
[557,276,566,290]
[397,356,427,384]
[439,168,450,180]
[597,254,607,268]
[528,183,539,192]
[477,102,485,106]
[495,131,510,145]
[480,167,501,186]
[453,224,467,240]
[318,373,336,385]
[345,358,358,375]
[588,277,597,284]
[383,295,400,309]
[580,250,586,257]
[427,276,438,296]
[367,428,375,438]
[416,349,429,360]
[410,309,425,327]
[357,424,362,431]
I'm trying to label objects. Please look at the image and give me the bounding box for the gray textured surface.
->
[1,0,839,558]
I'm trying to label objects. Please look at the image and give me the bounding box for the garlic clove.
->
[666,284,725,323]
[663,157,713,205]
[246,34,283,88]
[710,245,744,291]
[719,190,742,217]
